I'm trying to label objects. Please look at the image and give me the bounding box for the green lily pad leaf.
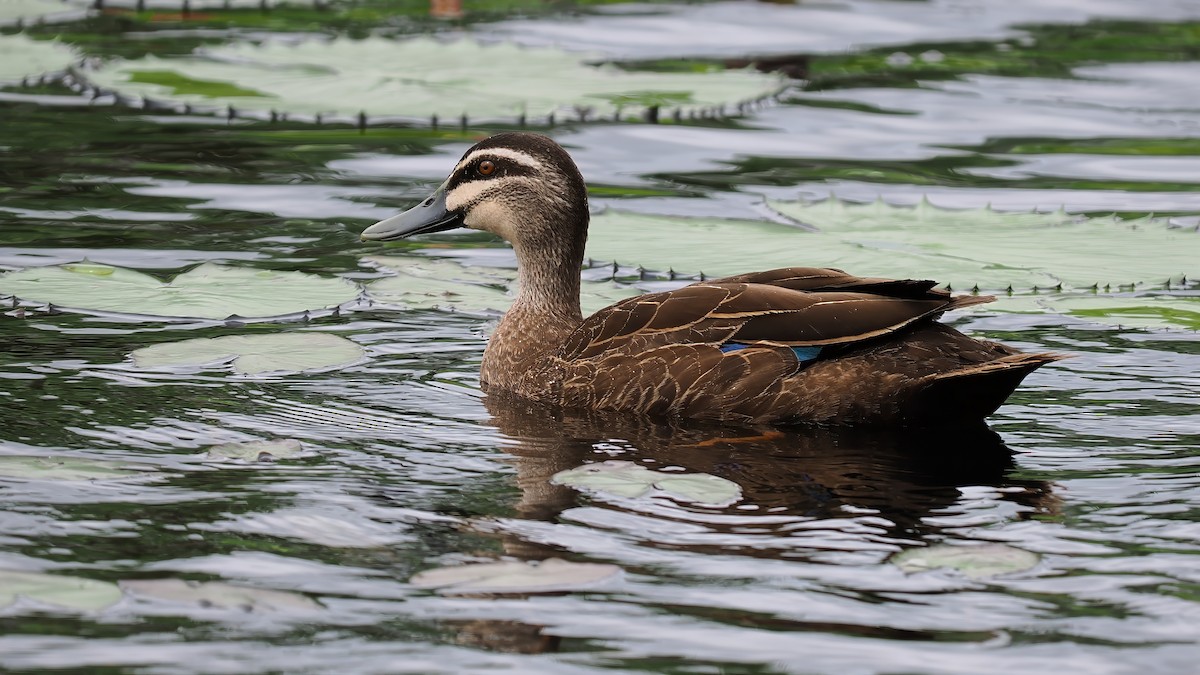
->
[998,294,1200,330]
[85,37,783,121]
[0,34,76,83]
[206,439,305,462]
[654,473,744,505]
[364,213,1198,330]
[0,455,143,481]
[0,262,360,320]
[410,558,620,595]
[892,543,1040,579]
[764,199,1197,292]
[130,333,365,375]
[120,578,322,612]
[365,256,512,312]
[581,208,1200,329]
[0,570,122,611]
[364,255,639,315]
[552,460,743,507]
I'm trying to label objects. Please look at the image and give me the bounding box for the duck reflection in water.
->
[485,390,1057,534]
[438,392,1058,654]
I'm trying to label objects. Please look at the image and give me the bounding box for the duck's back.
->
[540,267,1061,426]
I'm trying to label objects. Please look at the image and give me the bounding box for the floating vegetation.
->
[892,543,1041,579]
[83,36,786,125]
[767,198,1198,292]
[0,455,146,481]
[364,254,640,314]
[559,205,1199,296]
[411,558,621,595]
[206,439,306,462]
[0,34,76,84]
[552,460,743,507]
[0,0,87,28]
[359,203,1199,330]
[0,262,361,320]
[121,578,323,612]
[130,333,366,374]
[0,570,123,611]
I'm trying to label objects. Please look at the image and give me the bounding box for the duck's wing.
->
[559,268,989,361]
[707,266,950,299]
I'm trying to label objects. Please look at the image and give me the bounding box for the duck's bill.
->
[361,182,463,241]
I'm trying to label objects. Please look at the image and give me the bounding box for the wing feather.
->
[560,272,983,361]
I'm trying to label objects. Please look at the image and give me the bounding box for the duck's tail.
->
[908,352,1067,424]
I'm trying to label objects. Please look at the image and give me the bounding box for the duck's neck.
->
[480,237,585,390]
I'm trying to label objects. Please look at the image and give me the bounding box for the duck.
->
[361,132,1062,426]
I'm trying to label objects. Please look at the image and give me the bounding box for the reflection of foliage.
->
[665,141,1200,196]
[21,0,680,59]
[615,20,1200,90]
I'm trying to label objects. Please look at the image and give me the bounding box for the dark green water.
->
[1,1,1199,672]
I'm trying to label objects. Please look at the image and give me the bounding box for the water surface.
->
[1,1,1199,672]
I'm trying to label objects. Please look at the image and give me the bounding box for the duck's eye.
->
[477,160,497,176]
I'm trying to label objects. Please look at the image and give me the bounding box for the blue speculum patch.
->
[719,343,823,363]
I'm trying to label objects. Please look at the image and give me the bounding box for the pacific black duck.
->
[362,132,1062,425]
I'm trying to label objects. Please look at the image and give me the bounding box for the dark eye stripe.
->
[447,161,537,189]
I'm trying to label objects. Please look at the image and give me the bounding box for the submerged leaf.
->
[206,439,305,462]
[121,579,322,612]
[131,333,365,375]
[0,570,122,611]
[552,460,742,506]
[0,262,360,320]
[0,34,76,83]
[86,37,783,121]
[0,455,142,481]
[410,558,620,594]
[892,543,1040,579]
[654,473,744,505]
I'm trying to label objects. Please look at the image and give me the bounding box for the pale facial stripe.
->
[446,174,535,211]
[453,147,545,175]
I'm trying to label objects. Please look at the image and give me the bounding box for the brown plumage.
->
[362,132,1063,426]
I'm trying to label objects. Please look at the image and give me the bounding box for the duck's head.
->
[361,132,589,260]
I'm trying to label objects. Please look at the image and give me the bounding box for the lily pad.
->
[552,460,742,507]
[365,255,637,314]
[765,199,1198,292]
[581,208,1200,329]
[208,507,409,548]
[0,34,76,83]
[0,262,360,320]
[998,294,1200,331]
[206,439,305,462]
[0,455,142,481]
[410,558,620,594]
[0,570,122,611]
[130,333,365,375]
[120,578,322,612]
[362,212,1198,329]
[365,256,512,312]
[892,543,1040,579]
[85,37,784,122]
